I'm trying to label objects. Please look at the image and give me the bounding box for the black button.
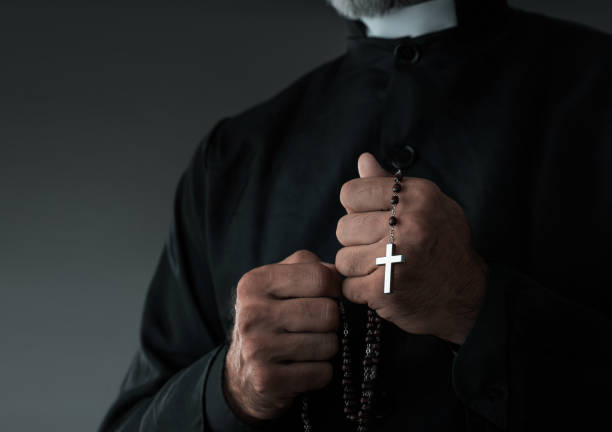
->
[390,145,417,171]
[393,43,420,67]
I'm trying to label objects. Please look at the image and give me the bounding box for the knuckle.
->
[301,265,319,292]
[425,178,441,192]
[318,298,340,330]
[236,302,264,334]
[236,273,252,298]
[310,263,329,292]
[335,248,354,276]
[237,269,263,298]
[315,298,340,331]
[418,177,438,191]
[416,179,440,201]
[292,249,317,263]
[410,182,429,202]
[334,248,345,268]
[339,179,358,209]
[349,257,361,275]
[336,215,348,243]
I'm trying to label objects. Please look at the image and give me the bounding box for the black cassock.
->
[100,0,612,431]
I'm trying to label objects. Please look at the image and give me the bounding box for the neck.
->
[360,0,458,39]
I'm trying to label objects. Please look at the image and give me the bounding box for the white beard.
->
[325,0,428,19]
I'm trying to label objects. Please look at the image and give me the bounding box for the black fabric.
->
[100,1,612,430]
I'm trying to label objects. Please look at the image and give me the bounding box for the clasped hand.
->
[335,152,487,344]
[224,152,487,422]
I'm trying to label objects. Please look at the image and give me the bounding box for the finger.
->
[279,249,321,264]
[320,261,336,272]
[335,241,386,277]
[336,211,389,246]
[277,298,339,333]
[279,251,340,286]
[340,177,394,214]
[358,152,390,178]
[340,176,435,214]
[242,262,341,299]
[341,269,383,307]
[276,362,334,394]
[271,332,338,362]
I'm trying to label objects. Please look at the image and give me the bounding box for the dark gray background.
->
[0,1,610,430]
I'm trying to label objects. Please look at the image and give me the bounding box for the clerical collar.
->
[346,0,509,42]
[360,0,458,39]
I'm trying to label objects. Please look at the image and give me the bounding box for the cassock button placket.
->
[393,42,420,68]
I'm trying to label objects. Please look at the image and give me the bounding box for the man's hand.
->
[335,153,487,345]
[225,250,341,422]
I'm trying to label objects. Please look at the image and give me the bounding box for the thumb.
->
[358,152,390,178]
[279,250,321,264]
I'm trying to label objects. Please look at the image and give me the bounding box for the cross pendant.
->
[376,243,406,294]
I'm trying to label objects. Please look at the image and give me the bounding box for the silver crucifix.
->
[376,243,406,294]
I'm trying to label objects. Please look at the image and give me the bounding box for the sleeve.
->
[98,120,260,432]
[451,262,612,431]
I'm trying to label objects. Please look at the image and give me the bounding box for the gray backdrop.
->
[0,1,610,430]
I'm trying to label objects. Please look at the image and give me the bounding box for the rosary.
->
[301,170,406,432]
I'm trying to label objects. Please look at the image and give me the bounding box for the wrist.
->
[222,354,265,426]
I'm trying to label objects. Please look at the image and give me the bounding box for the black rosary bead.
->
[391,195,399,205]
[302,301,382,432]
[388,216,397,226]
[392,183,402,193]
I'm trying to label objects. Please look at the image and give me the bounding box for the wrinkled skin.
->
[335,153,487,344]
[225,250,341,422]
[224,152,487,422]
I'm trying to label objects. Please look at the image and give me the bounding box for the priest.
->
[99,0,612,431]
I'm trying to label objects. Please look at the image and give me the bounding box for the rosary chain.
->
[390,169,402,245]
[301,170,401,431]
[301,300,382,432]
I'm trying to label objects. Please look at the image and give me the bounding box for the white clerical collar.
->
[360,0,458,39]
